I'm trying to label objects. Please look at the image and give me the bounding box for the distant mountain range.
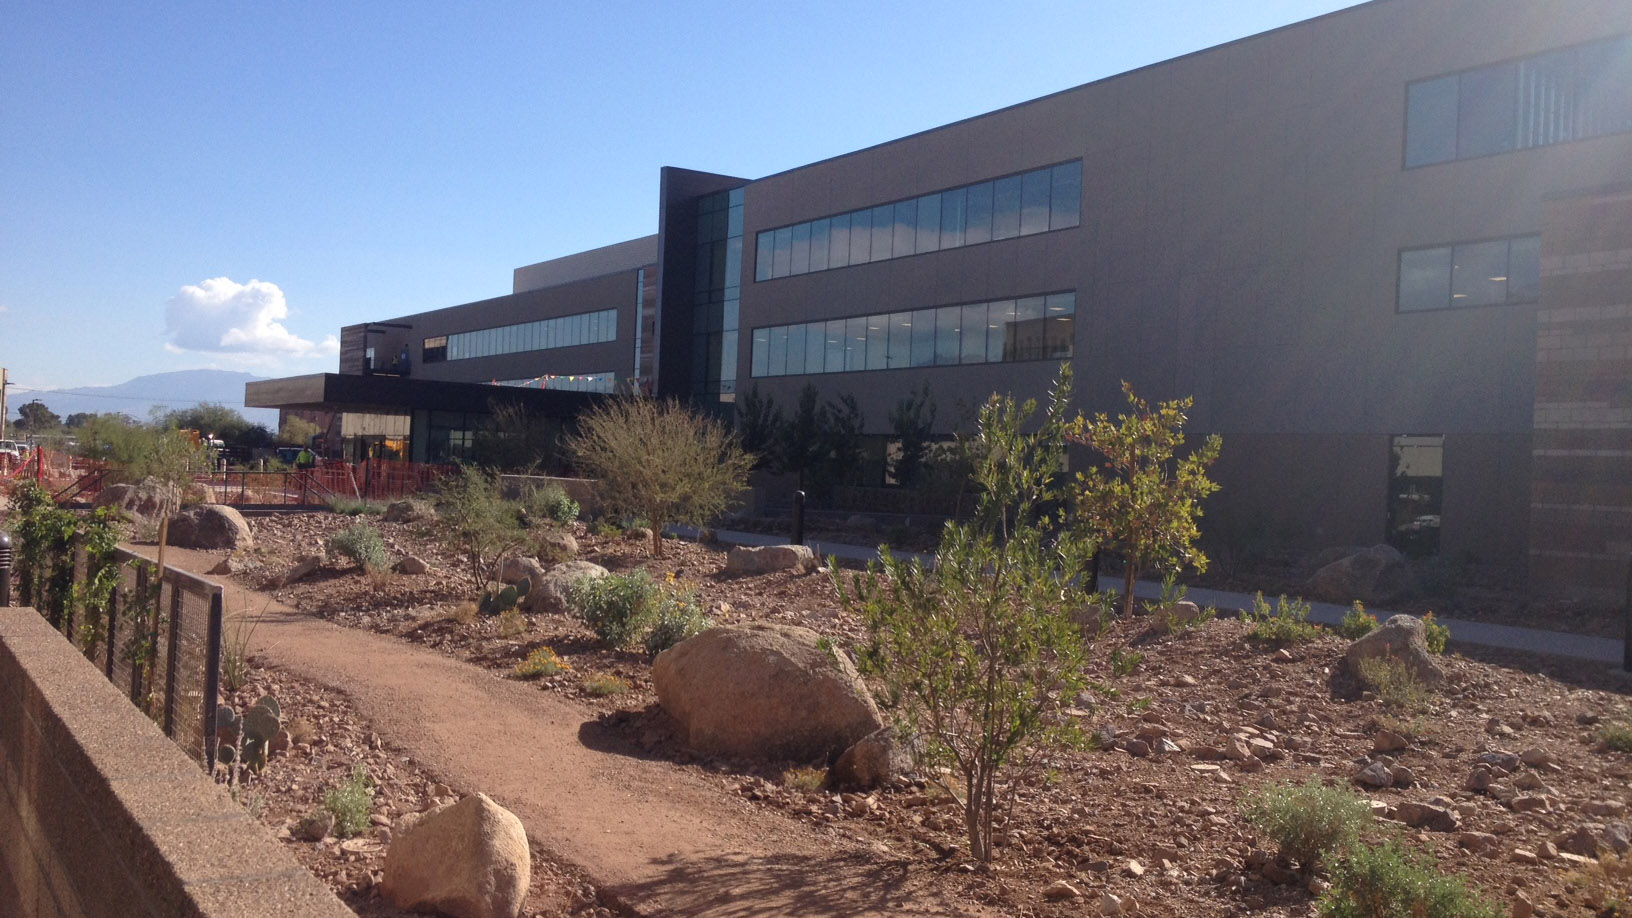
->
[8,370,279,427]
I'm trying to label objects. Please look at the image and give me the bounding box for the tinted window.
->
[1451,239,1510,307]
[888,312,912,369]
[935,305,961,365]
[790,223,811,275]
[767,327,787,376]
[829,214,851,269]
[1020,169,1051,235]
[785,325,807,375]
[910,308,937,367]
[846,316,867,371]
[825,320,846,373]
[751,329,769,377]
[809,218,830,272]
[870,204,895,262]
[915,194,941,253]
[965,182,993,245]
[960,303,987,364]
[940,188,967,248]
[865,317,889,370]
[991,175,1022,240]
[1457,63,1518,158]
[848,209,871,265]
[893,200,917,258]
[772,227,793,278]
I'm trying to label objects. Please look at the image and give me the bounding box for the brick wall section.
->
[0,608,352,918]
[1530,186,1632,601]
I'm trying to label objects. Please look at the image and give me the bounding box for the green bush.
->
[322,764,374,838]
[570,570,660,648]
[1339,602,1380,639]
[1241,776,1372,869]
[327,522,390,572]
[522,483,579,526]
[328,498,385,516]
[1421,612,1449,654]
[1599,722,1632,753]
[583,673,630,696]
[1247,592,1323,645]
[643,591,711,655]
[1354,655,1431,712]
[1318,840,1502,918]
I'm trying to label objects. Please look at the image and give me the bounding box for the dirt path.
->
[154,548,985,918]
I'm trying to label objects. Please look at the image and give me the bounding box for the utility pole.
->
[1,367,8,441]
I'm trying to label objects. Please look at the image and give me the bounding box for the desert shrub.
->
[1110,647,1144,676]
[1339,602,1380,639]
[451,601,478,627]
[434,465,532,589]
[1354,655,1431,712]
[583,674,630,696]
[322,764,374,838]
[522,483,579,526]
[643,591,711,655]
[496,606,527,638]
[327,522,390,572]
[570,570,660,648]
[1599,722,1632,753]
[1241,776,1372,869]
[221,599,269,693]
[1318,840,1502,918]
[328,498,385,516]
[1567,850,1632,914]
[1247,593,1322,645]
[782,766,828,792]
[514,646,570,678]
[1421,612,1449,654]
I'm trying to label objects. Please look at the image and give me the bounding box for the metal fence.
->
[17,456,455,509]
[13,542,223,772]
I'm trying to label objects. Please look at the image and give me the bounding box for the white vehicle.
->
[0,440,21,460]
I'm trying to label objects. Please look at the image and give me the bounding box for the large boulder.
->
[529,560,608,614]
[652,622,884,761]
[382,793,529,918]
[534,530,578,564]
[1305,544,1416,605]
[723,544,818,576]
[165,503,254,550]
[384,499,436,523]
[1346,614,1445,687]
[93,477,181,526]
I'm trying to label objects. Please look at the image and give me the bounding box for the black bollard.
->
[792,490,806,546]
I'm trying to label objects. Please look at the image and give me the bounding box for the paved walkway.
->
[697,528,1628,667]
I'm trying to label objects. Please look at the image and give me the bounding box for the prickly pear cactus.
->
[478,578,529,616]
[240,694,281,773]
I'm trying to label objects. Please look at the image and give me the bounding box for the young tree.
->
[567,397,754,558]
[1068,382,1222,617]
[15,400,61,435]
[734,385,784,471]
[836,366,1096,863]
[776,384,866,500]
[432,464,532,590]
[887,382,937,487]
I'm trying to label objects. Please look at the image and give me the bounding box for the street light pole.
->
[1,366,9,441]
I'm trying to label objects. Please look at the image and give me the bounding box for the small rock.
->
[1459,832,1499,854]
[1389,764,1416,788]
[1097,892,1126,916]
[1511,892,1535,918]
[1509,848,1538,865]
[1519,747,1553,768]
[1373,730,1410,753]
[1124,739,1151,758]
[1124,858,1145,877]
[1042,880,1081,901]
[394,556,429,575]
[1395,802,1459,832]
[297,810,334,841]
[1354,761,1394,788]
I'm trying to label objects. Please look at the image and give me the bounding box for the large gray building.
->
[251,0,1632,599]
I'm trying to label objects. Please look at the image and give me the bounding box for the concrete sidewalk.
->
[695,527,1627,666]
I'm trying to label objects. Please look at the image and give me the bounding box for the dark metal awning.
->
[245,373,605,417]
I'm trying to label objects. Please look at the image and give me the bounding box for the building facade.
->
[251,0,1632,598]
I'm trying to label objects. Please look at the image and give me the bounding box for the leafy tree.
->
[567,397,754,558]
[887,382,937,487]
[15,400,61,434]
[734,385,784,471]
[776,384,866,500]
[277,416,323,448]
[1068,382,1222,617]
[432,465,532,590]
[157,403,259,444]
[836,366,1096,863]
[64,412,96,429]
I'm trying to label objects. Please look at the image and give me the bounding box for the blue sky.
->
[0,0,1360,399]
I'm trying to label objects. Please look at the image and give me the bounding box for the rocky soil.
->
[210,510,1632,917]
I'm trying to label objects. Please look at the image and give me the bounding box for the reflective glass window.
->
[1458,63,1518,158]
[910,308,937,367]
[752,329,769,377]
[888,312,912,369]
[935,305,961,365]
[965,182,993,245]
[987,299,1015,362]
[1020,169,1051,235]
[772,227,793,278]
[1046,315,1074,358]
[848,209,871,265]
[845,317,867,371]
[720,330,738,385]
[728,201,743,238]
[805,323,825,374]
[939,187,966,249]
[724,237,742,289]
[1517,49,1577,149]
[825,319,846,373]
[790,223,811,275]
[809,218,830,272]
[1507,236,1541,302]
[991,175,1022,240]
[1011,296,1045,360]
[870,204,895,262]
[892,200,917,257]
[766,327,786,376]
[1451,239,1510,307]
[915,194,941,253]
[828,214,851,269]
[1398,247,1453,312]
[1405,76,1459,167]
[785,324,807,375]
[960,303,987,364]
[1050,162,1082,229]
[862,316,887,371]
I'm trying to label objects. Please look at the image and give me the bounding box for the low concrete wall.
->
[0,608,352,918]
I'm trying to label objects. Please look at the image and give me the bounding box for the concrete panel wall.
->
[0,608,351,918]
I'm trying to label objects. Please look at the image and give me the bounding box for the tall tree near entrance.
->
[1068,382,1221,617]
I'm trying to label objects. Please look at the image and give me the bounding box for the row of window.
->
[754,161,1082,282]
[1398,234,1539,312]
[750,292,1075,378]
[1405,34,1632,167]
[422,308,618,363]
[495,372,617,394]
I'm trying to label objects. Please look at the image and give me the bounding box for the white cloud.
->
[164,277,338,359]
